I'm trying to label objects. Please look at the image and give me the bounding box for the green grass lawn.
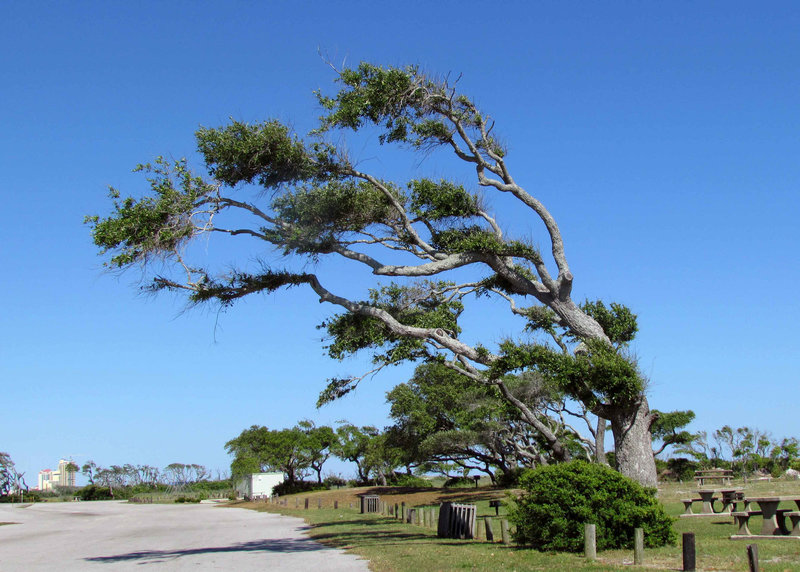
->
[237,479,800,571]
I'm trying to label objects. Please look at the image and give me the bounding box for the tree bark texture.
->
[608,396,658,488]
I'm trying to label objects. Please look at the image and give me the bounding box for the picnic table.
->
[732,496,800,539]
[681,489,745,517]
[694,468,733,486]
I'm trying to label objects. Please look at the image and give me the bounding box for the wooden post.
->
[747,544,759,572]
[500,519,510,545]
[401,502,406,521]
[334,500,338,509]
[304,498,309,509]
[484,517,495,542]
[682,532,696,571]
[318,498,322,509]
[474,517,482,540]
[584,523,597,560]
[634,527,644,565]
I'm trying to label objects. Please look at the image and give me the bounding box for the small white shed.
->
[236,472,284,499]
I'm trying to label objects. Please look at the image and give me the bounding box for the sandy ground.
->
[0,500,370,571]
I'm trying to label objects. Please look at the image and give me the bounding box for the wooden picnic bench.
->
[694,468,733,486]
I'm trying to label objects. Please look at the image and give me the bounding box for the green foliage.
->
[665,458,699,482]
[196,120,333,188]
[390,474,431,488]
[431,226,541,260]
[408,179,480,220]
[510,462,675,552]
[226,425,309,482]
[443,476,474,488]
[86,158,212,267]
[651,410,697,456]
[492,338,643,405]
[189,269,312,306]
[267,180,398,255]
[579,300,638,346]
[272,480,328,496]
[323,474,347,488]
[78,485,114,501]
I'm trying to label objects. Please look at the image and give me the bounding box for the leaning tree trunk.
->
[595,417,609,466]
[607,396,658,488]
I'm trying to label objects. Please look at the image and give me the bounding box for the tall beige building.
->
[37,459,76,491]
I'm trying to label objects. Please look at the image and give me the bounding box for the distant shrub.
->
[496,467,525,488]
[78,485,114,501]
[443,476,474,488]
[391,474,431,488]
[509,461,676,552]
[273,480,328,496]
[174,496,201,503]
[665,458,698,482]
[323,475,347,488]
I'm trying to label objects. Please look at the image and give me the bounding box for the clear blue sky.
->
[2,1,798,484]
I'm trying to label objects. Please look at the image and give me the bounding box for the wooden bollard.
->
[584,523,597,560]
[500,519,511,545]
[334,500,338,509]
[304,498,309,510]
[634,527,644,565]
[747,544,758,572]
[295,498,299,508]
[682,532,696,571]
[484,517,495,542]
[401,502,405,521]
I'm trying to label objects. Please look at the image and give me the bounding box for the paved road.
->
[0,500,370,571]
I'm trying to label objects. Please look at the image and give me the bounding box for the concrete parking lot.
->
[0,500,370,571]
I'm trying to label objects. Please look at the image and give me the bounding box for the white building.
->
[235,472,284,499]
[37,459,76,491]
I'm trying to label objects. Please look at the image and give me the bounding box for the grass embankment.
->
[235,479,800,571]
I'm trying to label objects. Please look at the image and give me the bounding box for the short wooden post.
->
[747,544,759,572]
[474,517,482,540]
[334,500,338,509]
[634,527,644,565]
[500,519,511,545]
[484,517,495,542]
[584,523,596,560]
[304,498,309,510]
[401,502,406,521]
[394,503,399,518]
[682,532,696,571]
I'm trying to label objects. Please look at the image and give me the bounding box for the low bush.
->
[391,474,431,488]
[78,485,114,501]
[496,467,525,488]
[323,475,347,488]
[272,480,328,496]
[443,476,474,488]
[509,461,676,552]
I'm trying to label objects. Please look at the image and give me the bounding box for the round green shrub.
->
[509,461,675,552]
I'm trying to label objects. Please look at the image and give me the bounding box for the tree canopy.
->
[89,62,659,485]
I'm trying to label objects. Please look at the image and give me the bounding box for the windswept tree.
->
[88,63,660,485]
[650,410,698,457]
[1,452,26,497]
[226,425,311,483]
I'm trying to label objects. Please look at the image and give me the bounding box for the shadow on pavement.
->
[84,537,325,563]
